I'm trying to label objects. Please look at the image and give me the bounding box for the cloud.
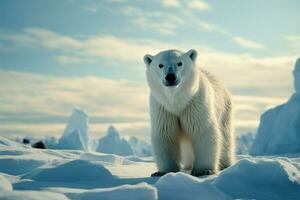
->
[54,55,92,65]
[0,50,296,138]
[161,0,181,7]
[0,28,81,50]
[160,0,211,10]
[188,0,211,11]
[197,21,230,35]
[0,28,176,63]
[284,35,300,49]
[0,70,151,137]
[233,36,266,50]
[121,6,184,35]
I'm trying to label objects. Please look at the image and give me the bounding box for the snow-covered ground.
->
[0,136,300,200]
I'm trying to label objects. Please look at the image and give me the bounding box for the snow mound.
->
[129,137,152,157]
[96,126,133,156]
[0,136,21,147]
[0,156,46,175]
[0,174,13,191]
[57,108,89,151]
[250,58,300,155]
[73,183,157,200]
[155,172,229,200]
[23,159,114,182]
[0,191,70,200]
[213,158,300,200]
[80,152,136,165]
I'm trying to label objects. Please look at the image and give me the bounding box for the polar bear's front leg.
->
[190,124,221,176]
[151,132,180,176]
[150,101,180,176]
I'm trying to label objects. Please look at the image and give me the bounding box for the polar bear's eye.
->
[177,62,183,67]
[158,64,164,68]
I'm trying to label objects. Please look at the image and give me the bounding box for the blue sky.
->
[0,0,299,140]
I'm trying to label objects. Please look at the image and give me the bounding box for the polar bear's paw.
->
[151,171,167,177]
[191,169,214,177]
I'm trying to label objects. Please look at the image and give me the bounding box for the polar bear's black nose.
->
[165,73,176,83]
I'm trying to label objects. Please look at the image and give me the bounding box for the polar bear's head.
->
[144,49,197,87]
[143,49,199,110]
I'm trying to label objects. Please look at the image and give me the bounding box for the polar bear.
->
[143,49,235,177]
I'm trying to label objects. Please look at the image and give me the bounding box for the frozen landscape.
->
[0,58,299,199]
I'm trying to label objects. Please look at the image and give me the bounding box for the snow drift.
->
[0,173,13,191]
[250,58,300,155]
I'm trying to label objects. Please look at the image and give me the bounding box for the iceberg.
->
[250,58,300,155]
[96,126,133,156]
[57,108,89,151]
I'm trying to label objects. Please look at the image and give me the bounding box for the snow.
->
[213,157,300,200]
[155,172,229,200]
[0,191,70,200]
[57,108,89,151]
[0,173,13,191]
[250,58,300,155]
[1,135,300,199]
[72,183,157,200]
[23,159,114,182]
[96,126,133,156]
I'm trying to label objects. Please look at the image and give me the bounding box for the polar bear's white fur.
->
[144,49,235,176]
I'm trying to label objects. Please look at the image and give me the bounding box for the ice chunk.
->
[96,126,133,156]
[236,132,255,154]
[57,108,89,151]
[250,58,300,155]
[129,136,152,157]
[293,57,300,93]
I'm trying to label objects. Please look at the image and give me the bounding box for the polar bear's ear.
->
[143,54,153,66]
[186,49,197,62]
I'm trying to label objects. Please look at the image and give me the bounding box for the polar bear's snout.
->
[164,73,180,86]
[165,73,176,83]
[163,66,181,87]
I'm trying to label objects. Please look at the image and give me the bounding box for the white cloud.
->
[233,36,266,50]
[284,35,300,49]
[161,0,181,7]
[0,28,176,63]
[54,55,93,65]
[0,70,150,138]
[121,6,184,35]
[197,21,230,35]
[0,50,297,138]
[188,0,211,11]
[82,6,98,12]
[0,70,149,118]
